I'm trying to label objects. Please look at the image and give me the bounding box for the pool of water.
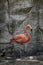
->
[0,57,43,65]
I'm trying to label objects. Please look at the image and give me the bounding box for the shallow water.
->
[0,58,43,65]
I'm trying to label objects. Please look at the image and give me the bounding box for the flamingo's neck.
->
[25,27,31,38]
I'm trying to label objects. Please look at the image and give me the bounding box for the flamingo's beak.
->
[30,26,32,31]
[31,28,32,31]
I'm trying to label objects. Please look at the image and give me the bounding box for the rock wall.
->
[0,0,43,50]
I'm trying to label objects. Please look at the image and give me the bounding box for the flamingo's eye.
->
[26,26,30,29]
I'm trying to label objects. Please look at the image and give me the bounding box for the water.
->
[0,57,43,65]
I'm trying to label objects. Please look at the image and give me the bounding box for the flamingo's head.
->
[25,24,32,31]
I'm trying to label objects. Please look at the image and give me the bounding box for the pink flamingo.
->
[10,24,32,45]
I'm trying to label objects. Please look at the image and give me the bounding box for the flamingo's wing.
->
[15,34,26,44]
[15,36,23,43]
[15,34,24,39]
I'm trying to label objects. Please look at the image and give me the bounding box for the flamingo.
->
[10,24,32,45]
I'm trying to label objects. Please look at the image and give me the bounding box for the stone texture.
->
[0,0,43,57]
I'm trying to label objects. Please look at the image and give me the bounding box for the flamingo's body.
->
[10,24,32,45]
